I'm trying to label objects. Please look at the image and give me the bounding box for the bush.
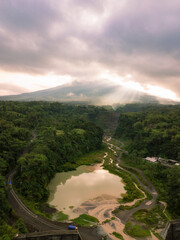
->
[124,221,151,238]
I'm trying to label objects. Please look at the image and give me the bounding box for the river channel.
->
[48,163,126,219]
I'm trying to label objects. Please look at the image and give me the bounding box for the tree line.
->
[114,104,180,217]
[0,101,108,239]
[115,104,180,160]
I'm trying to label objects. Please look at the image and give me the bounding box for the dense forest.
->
[0,101,110,238]
[115,104,180,160]
[115,104,180,217]
[1,101,180,238]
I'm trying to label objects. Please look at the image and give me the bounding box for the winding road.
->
[77,137,161,240]
[6,131,99,240]
[106,137,158,224]
[7,168,100,240]
[7,131,68,231]
[7,131,163,240]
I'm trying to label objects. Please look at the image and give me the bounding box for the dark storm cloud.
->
[0,0,180,98]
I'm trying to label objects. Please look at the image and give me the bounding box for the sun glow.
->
[100,71,179,101]
[145,84,178,101]
[0,70,72,96]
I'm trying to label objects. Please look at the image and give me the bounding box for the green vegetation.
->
[115,104,180,160]
[115,104,180,217]
[14,218,28,233]
[121,154,180,217]
[15,118,103,203]
[133,207,164,226]
[72,128,86,135]
[152,231,164,240]
[102,219,111,224]
[16,194,51,218]
[72,214,99,226]
[126,206,167,238]
[1,101,179,237]
[0,216,27,240]
[0,224,18,240]
[120,165,149,187]
[53,211,69,221]
[65,147,106,170]
[0,101,113,238]
[116,103,159,114]
[56,130,64,136]
[103,162,145,203]
[119,199,144,211]
[112,232,124,240]
[124,221,151,238]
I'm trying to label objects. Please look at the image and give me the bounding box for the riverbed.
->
[48,162,126,219]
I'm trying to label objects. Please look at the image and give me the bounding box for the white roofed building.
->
[145,157,158,163]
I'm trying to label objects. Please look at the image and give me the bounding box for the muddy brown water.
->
[48,163,126,219]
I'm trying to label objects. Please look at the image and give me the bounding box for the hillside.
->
[0,81,175,105]
[114,104,180,217]
[1,101,111,237]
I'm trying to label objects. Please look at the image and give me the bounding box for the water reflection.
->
[48,163,126,218]
[48,165,90,201]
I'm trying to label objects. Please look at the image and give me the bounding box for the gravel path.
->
[7,132,160,240]
[106,137,158,224]
[7,131,100,240]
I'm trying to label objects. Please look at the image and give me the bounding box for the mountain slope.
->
[0,81,175,105]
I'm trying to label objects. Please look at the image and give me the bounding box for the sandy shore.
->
[73,194,135,240]
[73,138,158,240]
[72,182,153,240]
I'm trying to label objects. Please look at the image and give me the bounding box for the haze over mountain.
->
[0,1,180,102]
[0,80,177,105]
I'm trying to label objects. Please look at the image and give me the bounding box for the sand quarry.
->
[71,140,158,240]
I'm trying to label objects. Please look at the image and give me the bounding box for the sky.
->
[0,0,180,101]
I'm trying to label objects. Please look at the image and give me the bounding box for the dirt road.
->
[7,131,100,240]
[7,132,160,240]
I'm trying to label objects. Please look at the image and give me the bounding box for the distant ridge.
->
[0,81,177,105]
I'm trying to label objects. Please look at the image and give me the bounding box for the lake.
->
[48,163,126,219]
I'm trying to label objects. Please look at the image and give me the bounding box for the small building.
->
[167,159,179,165]
[145,157,158,163]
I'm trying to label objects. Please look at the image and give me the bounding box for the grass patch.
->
[124,221,151,238]
[56,130,64,136]
[120,153,177,217]
[133,206,168,227]
[53,211,69,221]
[60,146,107,172]
[14,191,51,218]
[112,137,130,150]
[102,219,111,224]
[112,209,119,214]
[152,230,164,240]
[72,214,99,227]
[164,209,172,220]
[75,147,106,165]
[121,165,150,188]
[103,162,145,203]
[119,199,144,210]
[69,206,74,209]
[133,209,159,225]
[105,138,152,201]
[112,232,124,240]
[72,128,86,135]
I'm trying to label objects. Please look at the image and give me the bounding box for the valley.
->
[0,101,179,240]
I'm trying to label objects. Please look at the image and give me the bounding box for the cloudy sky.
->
[0,0,180,101]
